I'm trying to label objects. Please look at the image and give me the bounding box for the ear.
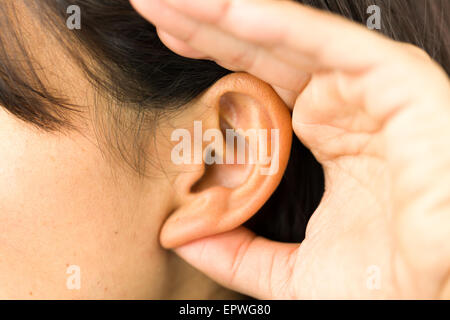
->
[160,73,292,248]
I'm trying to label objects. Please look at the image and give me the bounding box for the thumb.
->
[174,227,300,299]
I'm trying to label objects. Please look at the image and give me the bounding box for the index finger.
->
[132,0,399,73]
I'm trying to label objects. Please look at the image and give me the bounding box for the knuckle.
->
[400,42,431,61]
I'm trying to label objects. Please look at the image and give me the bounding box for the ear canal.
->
[191,115,254,192]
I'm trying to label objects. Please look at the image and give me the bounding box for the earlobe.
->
[160,73,292,249]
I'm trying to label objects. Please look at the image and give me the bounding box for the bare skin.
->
[131,0,450,299]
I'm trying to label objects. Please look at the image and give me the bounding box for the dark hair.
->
[0,0,448,243]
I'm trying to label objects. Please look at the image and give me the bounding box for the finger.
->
[158,28,304,108]
[157,30,207,59]
[130,0,312,93]
[132,0,399,74]
[270,85,304,109]
[174,227,300,299]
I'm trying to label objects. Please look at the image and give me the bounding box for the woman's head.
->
[0,0,447,298]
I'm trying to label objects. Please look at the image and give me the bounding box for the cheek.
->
[0,112,171,298]
[0,119,116,239]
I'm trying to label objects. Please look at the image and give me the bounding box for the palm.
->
[294,129,399,298]
[290,68,450,298]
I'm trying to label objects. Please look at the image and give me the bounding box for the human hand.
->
[131,0,450,299]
